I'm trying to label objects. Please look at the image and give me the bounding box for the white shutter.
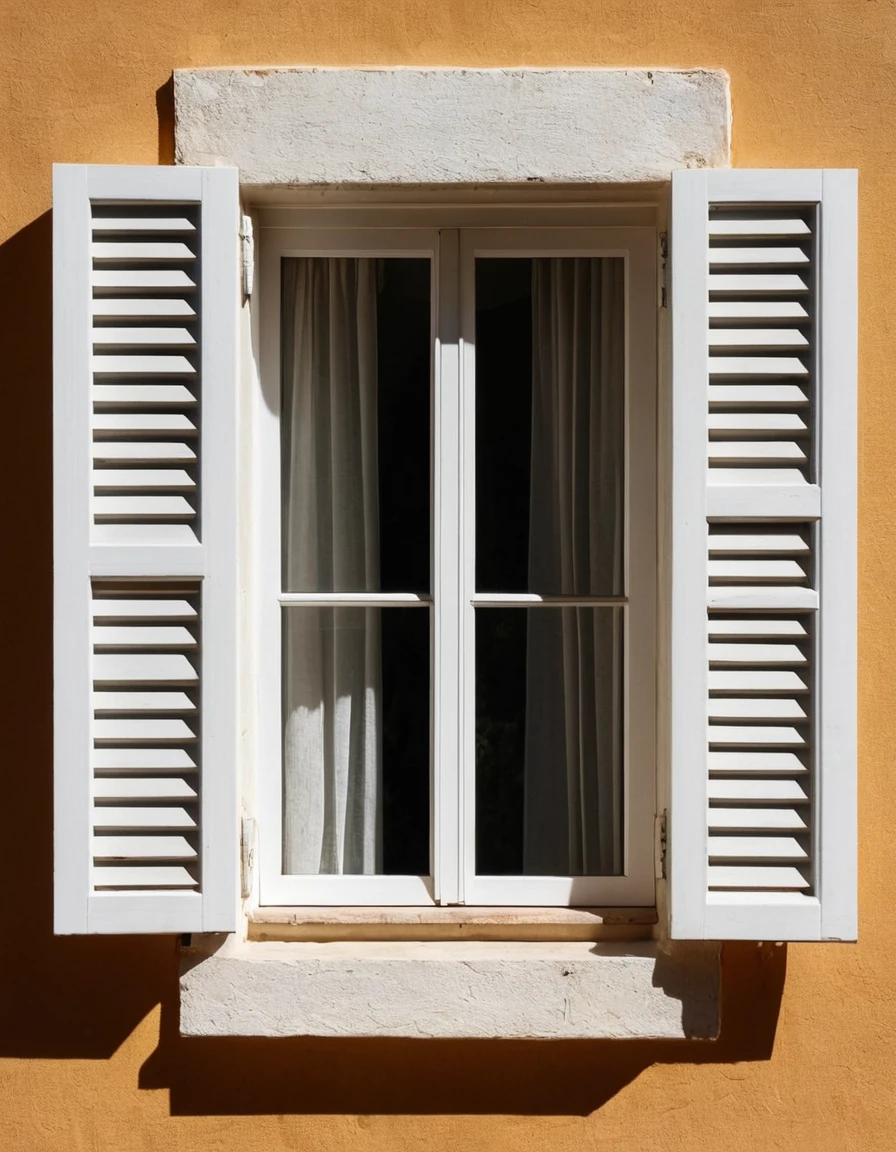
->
[670,170,857,941]
[54,165,239,933]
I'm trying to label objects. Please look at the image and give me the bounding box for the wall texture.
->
[1,1,894,1149]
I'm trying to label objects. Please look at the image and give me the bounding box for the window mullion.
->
[434,229,462,904]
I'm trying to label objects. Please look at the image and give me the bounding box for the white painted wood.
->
[708,809,807,831]
[92,270,196,289]
[93,835,197,857]
[92,217,196,232]
[94,778,198,799]
[93,747,197,771]
[92,298,196,318]
[55,165,237,928]
[93,470,195,491]
[707,218,810,237]
[707,751,806,773]
[707,866,809,889]
[709,247,809,265]
[91,241,196,261]
[709,300,808,319]
[94,496,195,520]
[93,441,196,463]
[92,599,195,618]
[709,670,808,691]
[93,806,196,828]
[93,866,197,887]
[671,169,857,942]
[92,385,197,405]
[708,274,808,293]
[708,779,808,801]
[93,719,197,742]
[92,355,195,375]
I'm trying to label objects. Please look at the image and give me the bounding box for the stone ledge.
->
[179,938,720,1040]
[174,67,730,187]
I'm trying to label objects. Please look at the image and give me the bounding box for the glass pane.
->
[282,606,430,876]
[281,257,431,593]
[475,607,623,876]
[475,257,624,595]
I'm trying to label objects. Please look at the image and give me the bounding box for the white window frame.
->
[255,211,657,908]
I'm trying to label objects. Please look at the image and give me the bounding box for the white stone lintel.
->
[174,67,731,187]
[179,938,720,1040]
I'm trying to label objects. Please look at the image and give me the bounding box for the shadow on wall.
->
[0,207,787,1116]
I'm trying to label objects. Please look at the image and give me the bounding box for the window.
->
[52,163,857,944]
[256,220,657,907]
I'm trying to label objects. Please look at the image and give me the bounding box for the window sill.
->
[247,906,658,942]
[179,937,719,1040]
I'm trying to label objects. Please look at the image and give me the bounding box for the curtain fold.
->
[524,257,625,876]
[281,258,382,874]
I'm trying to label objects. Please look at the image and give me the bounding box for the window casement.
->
[256,221,657,908]
[53,165,858,944]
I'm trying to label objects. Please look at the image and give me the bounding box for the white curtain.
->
[524,257,625,876]
[280,258,382,874]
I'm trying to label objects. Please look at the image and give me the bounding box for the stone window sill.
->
[179,937,719,1040]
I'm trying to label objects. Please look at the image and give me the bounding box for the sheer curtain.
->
[280,258,382,874]
[524,257,625,876]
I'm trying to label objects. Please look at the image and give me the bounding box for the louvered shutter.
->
[670,170,857,942]
[54,165,239,933]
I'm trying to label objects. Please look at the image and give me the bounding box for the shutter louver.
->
[671,170,857,942]
[54,166,238,934]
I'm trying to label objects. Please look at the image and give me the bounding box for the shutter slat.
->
[93,807,196,830]
[709,300,809,319]
[708,642,806,664]
[707,866,810,890]
[91,241,196,261]
[93,496,196,520]
[93,836,196,858]
[92,747,197,772]
[93,470,195,491]
[708,779,809,802]
[92,355,196,376]
[93,625,196,649]
[708,726,806,746]
[93,386,197,406]
[93,719,197,743]
[93,777,198,799]
[709,247,809,265]
[708,443,806,462]
[708,698,806,720]
[708,274,809,293]
[707,218,811,237]
[708,751,807,774]
[92,270,197,290]
[93,690,195,713]
[709,809,808,831]
[92,442,196,463]
[93,867,197,888]
[708,385,808,406]
[708,670,808,691]
[708,836,807,860]
[92,599,196,619]
[92,327,196,347]
[91,298,196,318]
[709,329,808,348]
[91,217,196,233]
[93,653,198,683]
[93,414,197,433]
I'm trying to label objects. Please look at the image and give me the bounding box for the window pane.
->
[475,257,624,595]
[281,257,431,593]
[282,606,430,876]
[475,607,623,876]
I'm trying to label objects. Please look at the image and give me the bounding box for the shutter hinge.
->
[658,231,668,309]
[240,816,256,899]
[240,214,255,299]
[656,809,668,880]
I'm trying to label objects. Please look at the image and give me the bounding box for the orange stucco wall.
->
[2,2,894,1149]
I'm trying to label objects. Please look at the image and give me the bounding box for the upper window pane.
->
[281,257,431,593]
[475,257,625,596]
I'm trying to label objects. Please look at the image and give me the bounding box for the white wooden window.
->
[256,218,658,907]
[53,166,856,941]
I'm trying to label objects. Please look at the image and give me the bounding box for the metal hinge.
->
[658,231,668,308]
[656,809,668,879]
[240,213,255,298]
[240,816,256,899]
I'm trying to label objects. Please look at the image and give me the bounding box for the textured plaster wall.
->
[1,2,894,1150]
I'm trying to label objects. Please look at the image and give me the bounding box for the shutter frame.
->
[54,164,240,934]
[669,169,858,942]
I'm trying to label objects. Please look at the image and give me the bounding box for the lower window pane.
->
[475,607,623,876]
[282,606,430,876]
